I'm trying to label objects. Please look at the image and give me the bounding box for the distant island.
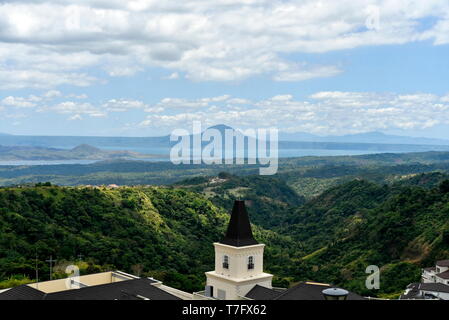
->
[1,127,449,164]
[0,144,162,161]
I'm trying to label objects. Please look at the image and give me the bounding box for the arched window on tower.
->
[248,256,254,270]
[223,255,229,269]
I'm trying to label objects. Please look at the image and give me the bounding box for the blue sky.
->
[0,0,448,138]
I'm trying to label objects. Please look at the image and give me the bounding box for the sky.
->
[0,0,448,138]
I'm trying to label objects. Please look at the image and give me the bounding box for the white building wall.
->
[421,290,449,300]
[436,266,449,273]
[213,243,265,279]
[206,274,272,300]
[206,242,273,300]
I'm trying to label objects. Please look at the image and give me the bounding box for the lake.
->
[0,148,407,166]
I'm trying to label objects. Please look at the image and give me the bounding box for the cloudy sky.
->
[0,0,448,137]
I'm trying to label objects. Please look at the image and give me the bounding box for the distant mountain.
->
[71,144,102,154]
[1,126,449,157]
[206,124,235,133]
[0,144,159,161]
[280,131,449,146]
[279,131,321,141]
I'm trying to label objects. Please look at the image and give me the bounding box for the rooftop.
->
[245,282,365,300]
[0,272,181,300]
[436,270,449,280]
[219,200,258,247]
[401,282,449,299]
[419,282,449,294]
[436,259,449,267]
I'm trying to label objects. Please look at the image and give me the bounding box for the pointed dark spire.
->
[220,200,258,247]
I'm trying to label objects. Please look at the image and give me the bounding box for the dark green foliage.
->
[1,166,449,297]
[175,173,305,228]
[0,186,228,290]
[0,185,303,292]
[282,179,449,296]
[440,180,449,194]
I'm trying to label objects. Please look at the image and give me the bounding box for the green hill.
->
[0,144,156,161]
[0,184,300,291]
[279,178,449,298]
[174,172,305,228]
[1,172,449,298]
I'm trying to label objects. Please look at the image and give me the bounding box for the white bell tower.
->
[205,201,273,300]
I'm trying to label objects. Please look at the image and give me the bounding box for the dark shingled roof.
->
[400,283,422,300]
[0,278,181,300]
[220,200,258,247]
[274,282,365,300]
[436,259,449,267]
[0,285,45,300]
[245,282,365,300]
[245,285,283,300]
[45,278,180,300]
[400,282,449,299]
[436,270,449,279]
[419,282,449,294]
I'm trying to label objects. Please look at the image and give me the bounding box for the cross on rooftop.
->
[45,256,57,280]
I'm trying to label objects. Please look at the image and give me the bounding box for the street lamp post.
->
[322,288,349,300]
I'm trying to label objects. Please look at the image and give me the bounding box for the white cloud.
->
[4,89,449,136]
[1,96,37,108]
[40,101,107,117]
[0,68,97,90]
[0,0,448,87]
[164,72,180,80]
[66,93,88,99]
[148,95,231,110]
[144,107,165,114]
[270,95,293,102]
[440,94,449,102]
[102,99,148,112]
[138,91,449,135]
[273,65,342,82]
[43,90,63,99]
[69,114,83,121]
[227,98,251,105]
[0,90,69,111]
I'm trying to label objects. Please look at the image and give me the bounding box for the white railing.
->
[158,284,194,300]
[193,291,218,300]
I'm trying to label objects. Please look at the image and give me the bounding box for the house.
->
[401,260,449,300]
[401,282,449,300]
[421,260,449,285]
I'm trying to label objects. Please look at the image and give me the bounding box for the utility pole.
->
[46,256,57,281]
[35,252,39,289]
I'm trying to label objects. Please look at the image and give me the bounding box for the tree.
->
[439,180,449,194]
